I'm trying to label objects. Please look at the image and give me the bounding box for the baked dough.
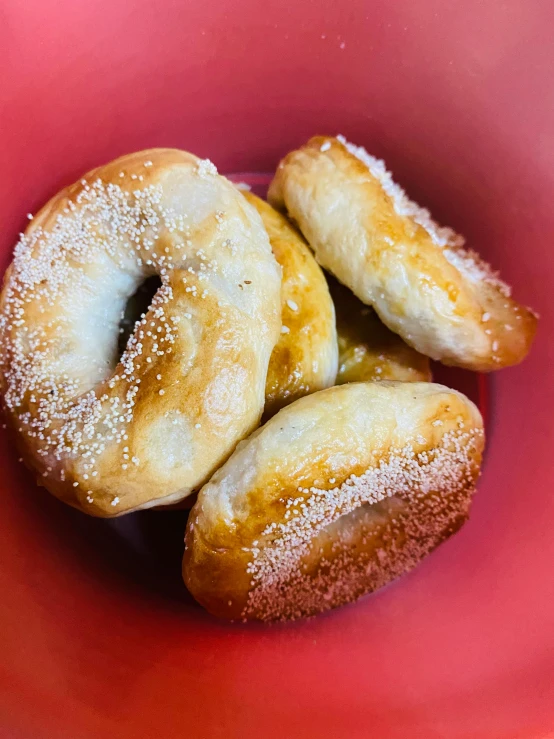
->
[268,135,537,372]
[0,149,281,516]
[241,191,338,417]
[330,277,431,384]
[183,382,484,621]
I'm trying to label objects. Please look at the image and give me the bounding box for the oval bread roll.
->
[268,135,537,372]
[183,382,484,621]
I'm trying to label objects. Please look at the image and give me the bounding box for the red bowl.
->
[1,1,553,737]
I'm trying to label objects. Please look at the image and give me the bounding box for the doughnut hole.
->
[118,275,162,356]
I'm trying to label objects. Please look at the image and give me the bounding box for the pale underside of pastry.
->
[329,277,431,384]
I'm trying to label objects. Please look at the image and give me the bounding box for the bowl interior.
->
[1,1,554,738]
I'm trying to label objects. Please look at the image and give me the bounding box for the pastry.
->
[183,382,484,621]
[0,149,281,515]
[268,135,537,371]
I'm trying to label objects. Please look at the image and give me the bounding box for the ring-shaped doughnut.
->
[0,149,281,516]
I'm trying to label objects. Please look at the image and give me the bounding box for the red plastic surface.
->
[1,1,553,737]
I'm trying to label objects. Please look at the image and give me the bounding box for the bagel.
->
[240,191,338,417]
[0,149,281,516]
[183,382,484,621]
[268,135,538,372]
[329,278,431,384]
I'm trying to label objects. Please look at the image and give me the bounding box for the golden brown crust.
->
[183,382,484,621]
[241,192,338,417]
[268,135,537,372]
[0,149,281,516]
[329,277,431,384]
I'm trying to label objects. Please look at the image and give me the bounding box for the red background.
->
[1,1,553,737]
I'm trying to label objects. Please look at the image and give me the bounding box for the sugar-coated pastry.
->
[0,149,281,516]
[268,135,537,372]
[183,382,484,621]
[241,191,338,417]
[329,278,431,384]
